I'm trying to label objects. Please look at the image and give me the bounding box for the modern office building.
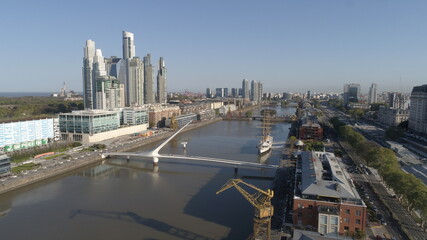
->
[122,108,149,125]
[206,88,212,98]
[0,118,59,152]
[343,84,360,105]
[293,151,367,236]
[242,79,250,100]
[83,40,96,109]
[144,54,155,104]
[409,84,427,135]
[59,109,148,143]
[223,88,229,98]
[156,57,167,104]
[307,90,311,99]
[215,88,224,98]
[368,83,377,104]
[231,88,238,98]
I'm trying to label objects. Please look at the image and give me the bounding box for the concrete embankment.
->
[0,118,222,195]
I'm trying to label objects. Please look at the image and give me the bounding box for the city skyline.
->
[1,0,427,94]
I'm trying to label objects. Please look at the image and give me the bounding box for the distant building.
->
[231,88,238,98]
[283,92,292,100]
[215,88,224,98]
[165,114,197,128]
[377,107,409,127]
[343,83,360,105]
[218,104,237,115]
[242,79,250,100]
[206,88,212,98]
[143,54,155,104]
[0,154,11,175]
[251,80,259,103]
[368,83,377,104]
[409,84,427,135]
[307,90,311,99]
[293,151,367,235]
[156,57,167,104]
[387,92,408,110]
[148,105,181,127]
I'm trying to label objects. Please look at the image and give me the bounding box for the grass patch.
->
[11,163,41,174]
[44,153,65,160]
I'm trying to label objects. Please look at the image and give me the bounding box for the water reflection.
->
[0,197,11,218]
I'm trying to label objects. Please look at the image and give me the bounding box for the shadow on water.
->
[70,209,216,240]
[182,167,276,239]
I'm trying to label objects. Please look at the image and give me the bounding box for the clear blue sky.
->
[1,0,427,94]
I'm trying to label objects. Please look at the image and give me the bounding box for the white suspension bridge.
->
[102,121,279,170]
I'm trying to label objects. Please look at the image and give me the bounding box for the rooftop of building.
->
[59,109,120,116]
[296,151,363,205]
[293,229,352,240]
[412,84,427,93]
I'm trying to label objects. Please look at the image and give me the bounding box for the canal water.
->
[0,107,295,240]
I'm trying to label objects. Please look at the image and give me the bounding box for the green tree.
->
[385,126,404,140]
[245,110,253,118]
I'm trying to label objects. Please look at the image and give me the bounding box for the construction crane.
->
[216,178,274,240]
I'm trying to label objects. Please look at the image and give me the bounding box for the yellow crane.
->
[216,178,274,240]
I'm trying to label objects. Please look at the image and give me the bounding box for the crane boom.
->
[216,178,274,240]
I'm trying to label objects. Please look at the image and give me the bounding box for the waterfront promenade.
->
[0,118,222,195]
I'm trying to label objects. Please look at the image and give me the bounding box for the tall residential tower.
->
[156,57,167,103]
[368,83,377,104]
[144,54,155,104]
[83,40,96,109]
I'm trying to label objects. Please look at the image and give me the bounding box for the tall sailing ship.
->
[257,110,273,155]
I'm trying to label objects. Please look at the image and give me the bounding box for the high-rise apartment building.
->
[127,57,144,106]
[258,82,263,103]
[143,54,155,104]
[206,88,212,98]
[409,84,427,135]
[156,57,167,104]
[251,80,260,103]
[343,83,360,105]
[122,31,135,59]
[368,83,377,104]
[84,31,165,108]
[83,40,96,109]
[242,79,250,100]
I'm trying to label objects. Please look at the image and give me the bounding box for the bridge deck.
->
[105,152,278,169]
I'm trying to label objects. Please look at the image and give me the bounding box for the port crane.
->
[216,178,274,240]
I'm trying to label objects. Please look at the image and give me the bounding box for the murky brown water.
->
[0,108,294,240]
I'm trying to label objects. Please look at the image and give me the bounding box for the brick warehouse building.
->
[298,117,323,140]
[293,151,367,236]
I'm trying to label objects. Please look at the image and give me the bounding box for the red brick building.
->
[293,151,367,236]
[298,117,323,140]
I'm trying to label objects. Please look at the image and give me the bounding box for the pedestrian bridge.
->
[103,121,278,170]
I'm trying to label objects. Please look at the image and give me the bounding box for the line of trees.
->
[0,97,83,121]
[329,117,427,228]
